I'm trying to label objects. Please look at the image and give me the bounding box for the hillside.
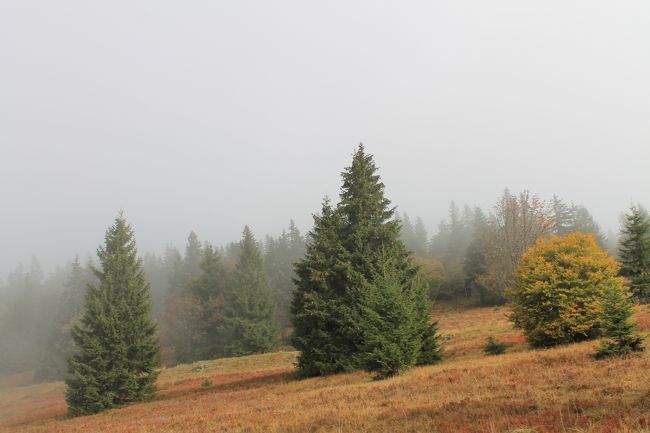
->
[1,303,649,433]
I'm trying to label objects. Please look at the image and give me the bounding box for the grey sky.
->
[1,1,649,275]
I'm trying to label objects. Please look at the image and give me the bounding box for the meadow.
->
[1,302,649,433]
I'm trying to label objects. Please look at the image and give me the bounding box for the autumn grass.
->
[1,303,649,433]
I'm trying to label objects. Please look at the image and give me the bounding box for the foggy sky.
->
[1,1,649,275]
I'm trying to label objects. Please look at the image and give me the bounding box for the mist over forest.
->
[1,2,650,430]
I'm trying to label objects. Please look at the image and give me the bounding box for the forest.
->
[0,146,645,380]
[0,145,648,433]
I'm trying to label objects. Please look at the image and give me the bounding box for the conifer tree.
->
[66,214,159,416]
[265,220,306,329]
[219,226,279,356]
[618,205,650,302]
[292,145,440,378]
[413,217,429,258]
[292,200,360,376]
[594,281,644,358]
[551,195,573,236]
[37,256,89,381]
[464,207,487,301]
[188,245,228,359]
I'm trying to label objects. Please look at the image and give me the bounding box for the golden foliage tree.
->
[508,232,630,348]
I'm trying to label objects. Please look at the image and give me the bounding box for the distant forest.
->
[0,189,622,380]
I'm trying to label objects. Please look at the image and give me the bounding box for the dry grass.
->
[1,304,649,433]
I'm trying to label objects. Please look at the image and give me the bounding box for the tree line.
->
[399,192,625,305]
[0,222,304,378]
[0,144,648,417]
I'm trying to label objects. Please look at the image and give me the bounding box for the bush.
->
[508,233,628,348]
[483,336,507,355]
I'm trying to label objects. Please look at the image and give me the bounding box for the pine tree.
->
[399,213,416,252]
[413,217,429,258]
[595,282,644,358]
[570,204,606,247]
[182,231,204,285]
[219,226,279,356]
[37,256,89,381]
[66,214,159,416]
[292,199,359,376]
[188,244,228,359]
[551,195,573,236]
[265,220,306,330]
[618,205,650,302]
[357,256,422,378]
[292,144,440,378]
[464,207,487,301]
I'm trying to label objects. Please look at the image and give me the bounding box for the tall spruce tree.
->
[219,226,279,356]
[618,205,650,302]
[292,144,440,378]
[66,214,159,416]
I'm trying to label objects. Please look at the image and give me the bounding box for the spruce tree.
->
[618,205,650,302]
[595,282,644,358]
[464,207,487,302]
[66,214,159,416]
[37,256,89,381]
[292,144,440,378]
[292,199,360,376]
[551,195,573,236]
[219,226,279,356]
[413,217,429,258]
[188,245,227,359]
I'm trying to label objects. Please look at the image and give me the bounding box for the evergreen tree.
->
[570,204,606,247]
[357,256,423,378]
[399,212,416,251]
[595,281,644,358]
[265,220,306,330]
[219,226,279,356]
[183,231,203,281]
[464,207,487,301]
[618,205,650,302]
[66,214,159,416]
[292,145,440,378]
[412,217,429,258]
[188,244,228,359]
[551,195,573,236]
[36,256,89,381]
[292,199,359,376]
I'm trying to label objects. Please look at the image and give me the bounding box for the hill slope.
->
[1,304,649,433]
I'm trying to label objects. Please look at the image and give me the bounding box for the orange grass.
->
[1,304,649,433]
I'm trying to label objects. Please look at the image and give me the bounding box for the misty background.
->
[2,0,649,275]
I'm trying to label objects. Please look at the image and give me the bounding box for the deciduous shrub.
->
[508,233,629,348]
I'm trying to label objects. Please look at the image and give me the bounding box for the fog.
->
[2,0,649,275]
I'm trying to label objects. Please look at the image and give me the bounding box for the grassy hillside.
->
[1,303,649,433]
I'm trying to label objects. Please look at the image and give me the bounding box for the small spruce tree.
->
[594,282,645,358]
[618,205,650,302]
[66,214,159,416]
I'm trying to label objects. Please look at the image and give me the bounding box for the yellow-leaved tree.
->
[508,232,636,349]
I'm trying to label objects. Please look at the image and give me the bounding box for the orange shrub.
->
[508,232,626,347]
